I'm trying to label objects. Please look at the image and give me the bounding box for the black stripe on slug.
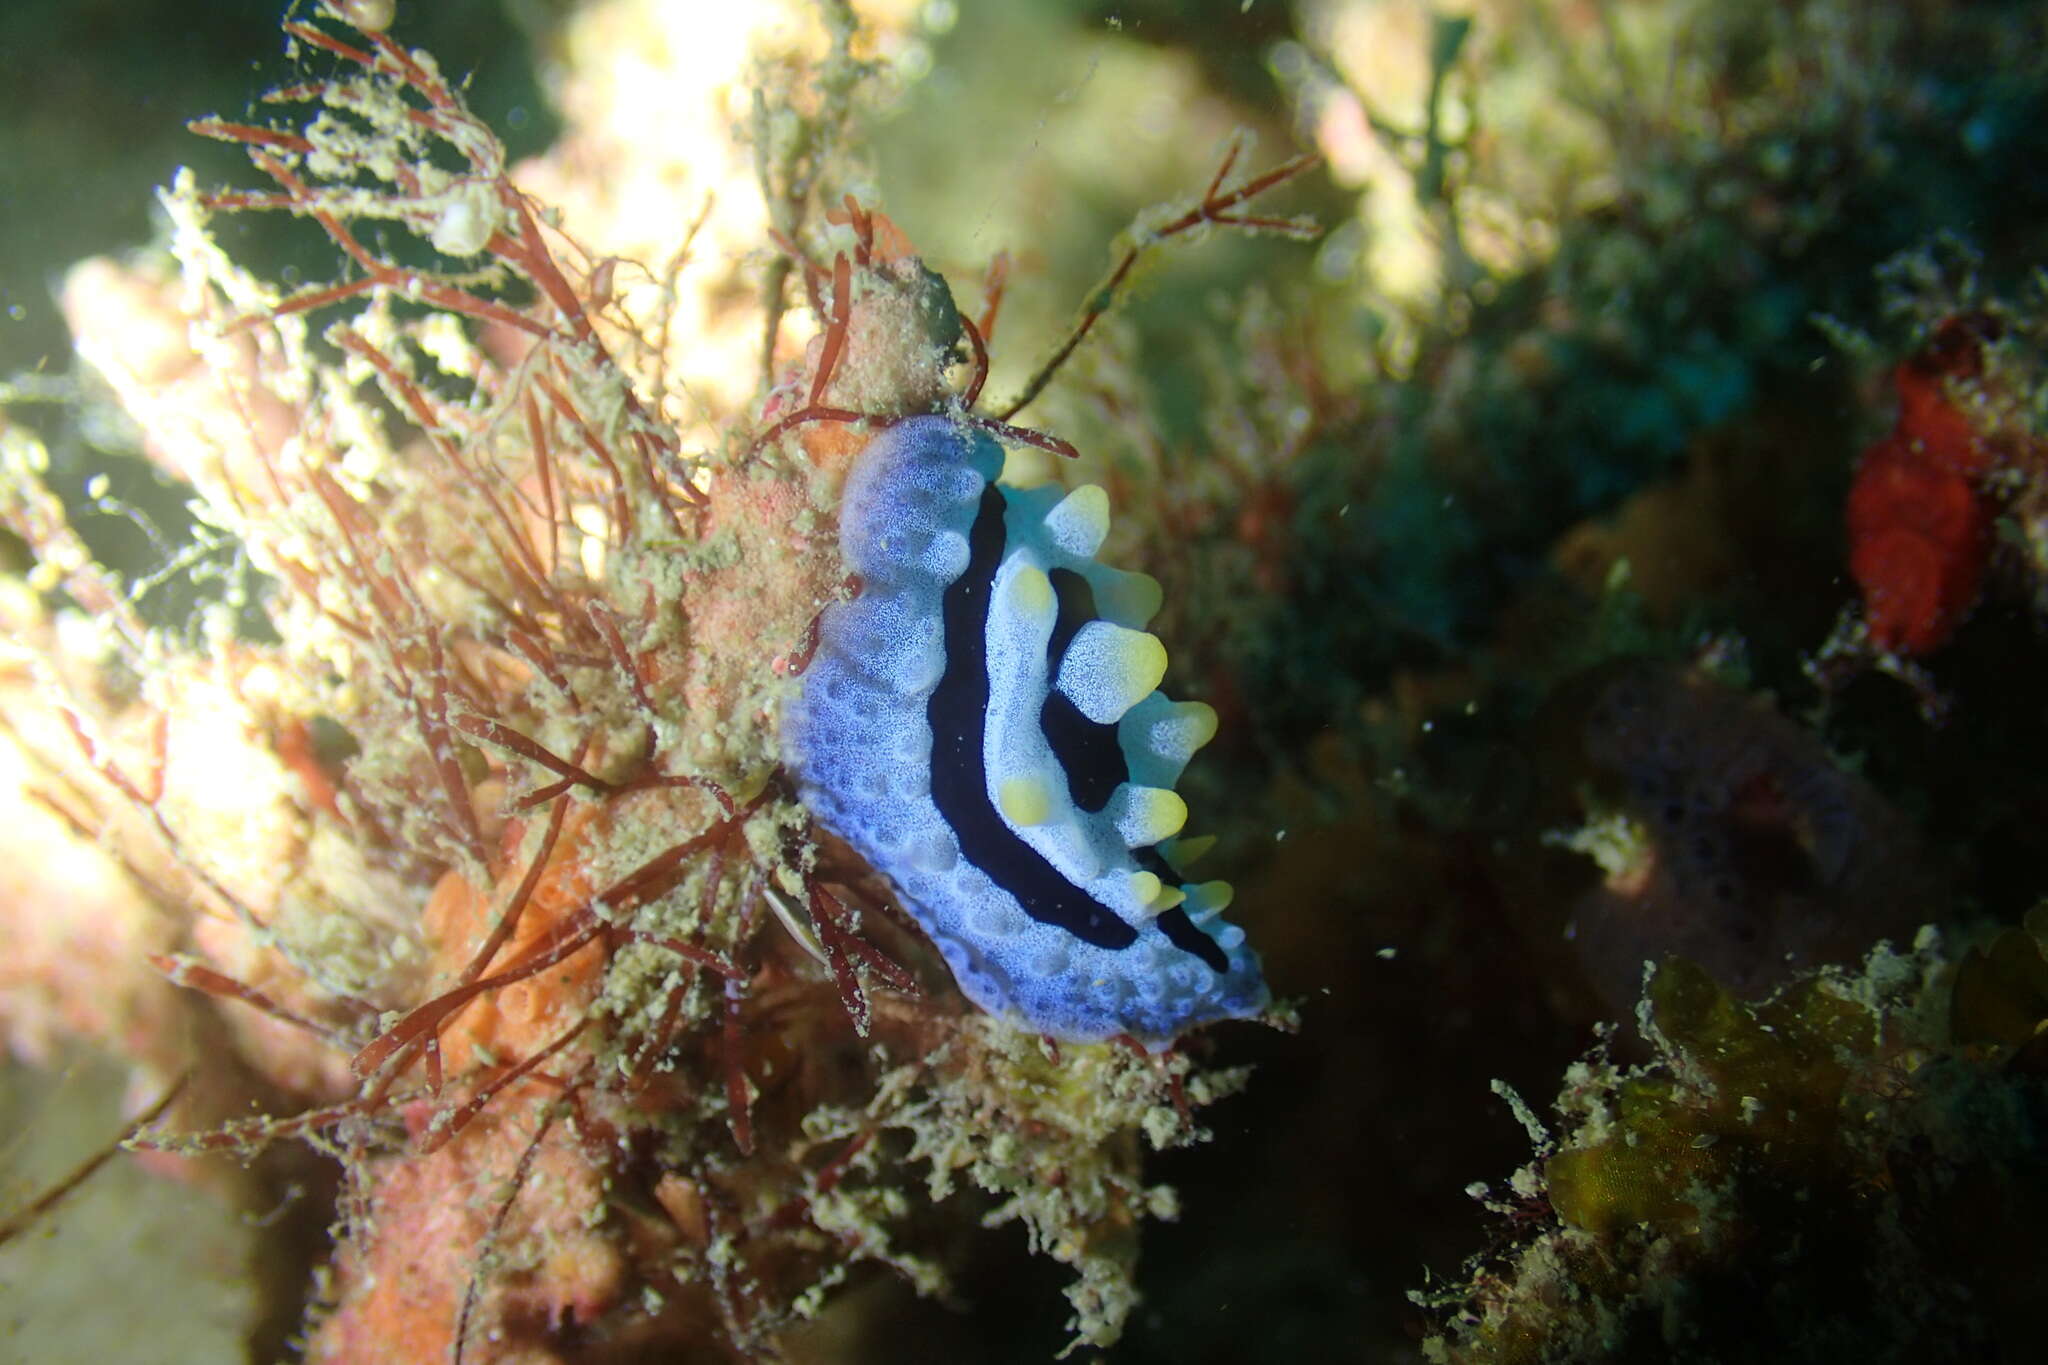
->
[1153,906,1229,973]
[928,488,1138,949]
[1137,846,1229,973]
[1040,693,1126,813]
[1040,568,1129,812]
[1046,567,1095,663]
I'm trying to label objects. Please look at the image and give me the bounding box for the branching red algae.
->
[0,6,1302,1359]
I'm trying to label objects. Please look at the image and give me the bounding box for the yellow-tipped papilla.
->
[995,773,1056,826]
[1042,483,1110,557]
[1058,622,1168,724]
[1184,879,1235,921]
[1109,784,1188,847]
[1155,700,1219,761]
[1008,563,1055,618]
[997,774,1056,827]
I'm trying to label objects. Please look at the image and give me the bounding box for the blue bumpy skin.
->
[781,417,1268,1048]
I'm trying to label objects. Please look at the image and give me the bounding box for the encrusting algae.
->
[0,4,1313,1359]
[1417,939,2048,1365]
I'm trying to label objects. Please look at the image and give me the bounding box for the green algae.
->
[1425,943,2048,1365]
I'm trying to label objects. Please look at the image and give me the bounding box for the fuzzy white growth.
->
[429,179,504,257]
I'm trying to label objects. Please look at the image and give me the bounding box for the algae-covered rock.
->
[1422,943,2048,1365]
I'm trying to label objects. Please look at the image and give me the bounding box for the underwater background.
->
[2,0,2046,1361]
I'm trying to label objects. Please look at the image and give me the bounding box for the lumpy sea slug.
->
[782,417,1268,1048]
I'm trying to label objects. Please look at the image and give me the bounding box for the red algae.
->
[0,6,1300,1358]
[1847,316,2002,656]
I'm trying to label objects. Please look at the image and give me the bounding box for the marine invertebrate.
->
[1846,314,2002,656]
[1807,276,2048,717]
[782,415,1265,1047]
[749,133,1312,1048]
[1551,659,1937,1010]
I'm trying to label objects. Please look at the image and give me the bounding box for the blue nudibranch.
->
[782,416,1268,1047]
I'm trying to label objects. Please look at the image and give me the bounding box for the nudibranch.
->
[781,416,1267,1048]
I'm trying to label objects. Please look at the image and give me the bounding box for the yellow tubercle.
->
[1009,564,1055,617]
[1117,785,1188,845]
[1175,700,1219,751]
[998,775,1055,826]
[1119,629,1169,697]
[1045,483,1110,555]
[1060,622,1169,723]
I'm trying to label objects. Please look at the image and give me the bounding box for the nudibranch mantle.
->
[781,417,1267,1048]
